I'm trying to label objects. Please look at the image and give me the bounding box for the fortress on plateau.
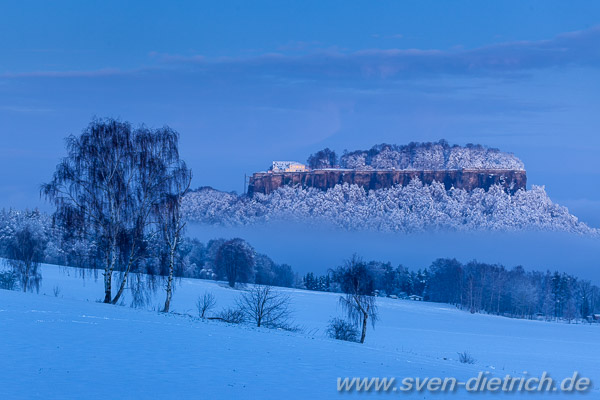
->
[246,142,527,196]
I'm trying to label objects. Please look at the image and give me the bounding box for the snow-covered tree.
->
[307,148,338,169]
[182,181,597,235]
[339,141,525,171]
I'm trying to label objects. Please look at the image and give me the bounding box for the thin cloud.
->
[0,68,125,79]
[160,26,600,79]
[0,105,54,113]
[3,27,599,81]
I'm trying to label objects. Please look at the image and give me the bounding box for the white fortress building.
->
[270,161,309,173]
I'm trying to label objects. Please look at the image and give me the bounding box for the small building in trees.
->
[270,161,308,173]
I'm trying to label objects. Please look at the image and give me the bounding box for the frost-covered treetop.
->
[339,140,525,171]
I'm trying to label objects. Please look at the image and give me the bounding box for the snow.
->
[340,142,525,171]
[183,182,598,235]
[1,263,599,399]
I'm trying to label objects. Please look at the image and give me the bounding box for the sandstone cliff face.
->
[247,169,527,196]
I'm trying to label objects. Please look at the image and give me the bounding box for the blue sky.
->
[1,1,600,226]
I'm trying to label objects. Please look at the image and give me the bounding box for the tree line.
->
[301,258,600,322]
[0,210,295,301]
[426,259,599,321]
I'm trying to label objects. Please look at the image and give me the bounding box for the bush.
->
[457,351,475,364]
[197,291,217,318]
[236,285,292,328]
[326,318,360,342]
[216,307,245,324]
[0,271,18,290]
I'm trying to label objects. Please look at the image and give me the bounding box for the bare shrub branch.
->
[197,291,217,318]
[458,351,476,364]
[326,318,360,342]
[236,285,292,328]
[214,307,245,324]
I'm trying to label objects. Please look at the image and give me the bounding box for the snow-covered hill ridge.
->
[183,181,598,235]
[1,263,599,399]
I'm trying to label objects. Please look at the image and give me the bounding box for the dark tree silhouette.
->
[272,263,295,288]
[5,221,47,293]
[307,148,337,169]
[215,238,255,287]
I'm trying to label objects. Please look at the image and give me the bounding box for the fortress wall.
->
[247,169,527,196]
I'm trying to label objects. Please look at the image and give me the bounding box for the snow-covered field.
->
[1,263,598,399]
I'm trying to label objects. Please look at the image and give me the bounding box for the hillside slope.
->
[1,264,598,399]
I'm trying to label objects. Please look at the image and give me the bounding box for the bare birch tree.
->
[159,162,192,312]
[332,255,379,344]
[43,119,186,304]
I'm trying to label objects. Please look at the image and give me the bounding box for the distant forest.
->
[303,258,600,323]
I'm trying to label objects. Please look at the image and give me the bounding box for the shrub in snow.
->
[236,285,292,328]
[197,291,217,318]
[457,351,476,364]
[215,307,245,324]
[0,270,18,291]
[326,318,360,342]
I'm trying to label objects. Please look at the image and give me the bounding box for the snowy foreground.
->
[1,264,599,399]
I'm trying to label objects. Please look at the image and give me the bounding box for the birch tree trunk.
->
[22,262,30,292]
[104,240,117,303]
[111,244,137,305]
[162,244,176,313]
[360,312,368,344]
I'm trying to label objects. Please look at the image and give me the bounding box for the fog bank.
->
[188,222,600,283]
